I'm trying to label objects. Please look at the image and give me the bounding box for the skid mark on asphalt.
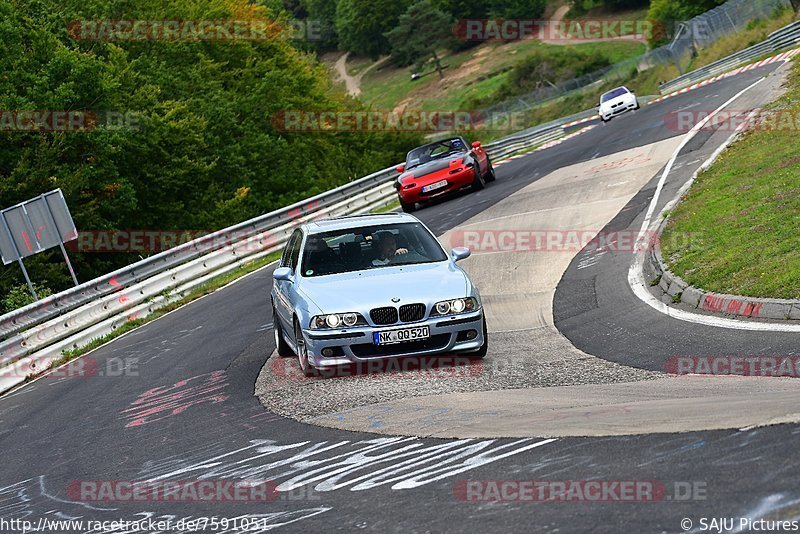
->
[121,371,229,428]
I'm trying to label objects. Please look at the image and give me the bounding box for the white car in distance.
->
[599,86,639,123]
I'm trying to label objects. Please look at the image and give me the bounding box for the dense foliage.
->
[335,0,411,59]
[294,0,547,56]
[385,1,455,71]
[0,0,420,304]
[569,0,649,15]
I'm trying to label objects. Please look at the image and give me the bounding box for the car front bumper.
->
[301,309,485,368]
[398,168,477,204]
[600,99,637,120]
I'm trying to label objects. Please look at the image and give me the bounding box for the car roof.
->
[302,212,420,235]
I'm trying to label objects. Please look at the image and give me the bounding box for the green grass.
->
[372,200,400,213]
[29,251,282,382]
[359,40,645,112]
[659,61,800,300]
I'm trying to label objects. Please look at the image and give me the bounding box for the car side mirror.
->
[451,247,471,262]
[471,141,481,149]
[273,266,293,281]
[396,165,405,173]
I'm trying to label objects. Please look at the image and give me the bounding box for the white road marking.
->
[635,77,765,251]
[629,76,800,332]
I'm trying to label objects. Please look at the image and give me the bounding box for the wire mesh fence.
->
[665,0,792,70]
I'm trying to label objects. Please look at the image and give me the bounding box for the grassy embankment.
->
[659,60,800,299]
[357,32,647,112]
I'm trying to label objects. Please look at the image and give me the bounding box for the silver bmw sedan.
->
[271,213,487,376]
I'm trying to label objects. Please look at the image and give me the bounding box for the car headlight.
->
[310,313,367,329]
[431,297,479,316]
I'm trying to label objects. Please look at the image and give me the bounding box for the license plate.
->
[422,180,448,193]
[373,326,430,345]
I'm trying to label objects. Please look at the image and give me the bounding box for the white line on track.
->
[635,77,765,249]
[628,73,800,333]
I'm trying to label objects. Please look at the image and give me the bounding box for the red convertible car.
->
[394,137,495,213]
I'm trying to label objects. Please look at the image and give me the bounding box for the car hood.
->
[400,154,469,181]
[297,261,470,313]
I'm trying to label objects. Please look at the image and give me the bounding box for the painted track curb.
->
[651,49,800,106]
[646,224,800,322]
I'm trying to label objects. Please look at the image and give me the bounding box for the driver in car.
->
[372,233,408,266]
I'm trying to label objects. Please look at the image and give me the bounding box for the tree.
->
[432,0,489,19]
[385,1,454,78]
[335,0,409,58]
[301,0,339,52]
[0,0,422,305]
[490,0,547,19]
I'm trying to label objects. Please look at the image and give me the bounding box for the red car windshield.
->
[406,138,467,169]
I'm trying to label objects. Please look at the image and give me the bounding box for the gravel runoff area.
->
[256,327,660,421]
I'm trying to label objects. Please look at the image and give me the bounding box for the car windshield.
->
[406,138,467,169]
[601,88,629,103]
[300,222,448,277]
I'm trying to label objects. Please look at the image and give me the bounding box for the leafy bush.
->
[2,284,53,314]
[466,46,612,108]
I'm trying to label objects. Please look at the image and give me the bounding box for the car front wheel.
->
[294,320,318,377]
[471,167,485,191]
[484,159,496,183]
[273,307,293,357]
[468,316,488,359]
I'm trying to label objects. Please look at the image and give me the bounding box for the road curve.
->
[0,62,797,532]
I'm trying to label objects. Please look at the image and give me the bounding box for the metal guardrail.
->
[0,114,577,389]
[0,165,397,339]
[660,20,800,94]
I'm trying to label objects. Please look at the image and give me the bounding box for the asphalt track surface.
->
[1,63,797,533]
